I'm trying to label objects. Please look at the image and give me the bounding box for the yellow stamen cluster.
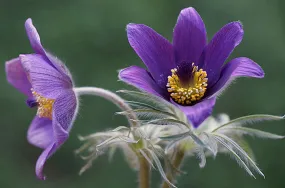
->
[166,63,208,105]
[32,89,55,119]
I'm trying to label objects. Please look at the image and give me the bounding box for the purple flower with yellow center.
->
[5,19,78,180]
[119,7,264,127]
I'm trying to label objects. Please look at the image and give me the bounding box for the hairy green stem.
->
[139,156,150,188]
[161,150,185,188]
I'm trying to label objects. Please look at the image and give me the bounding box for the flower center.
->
[31,89,55,119]
[166,63,208,105]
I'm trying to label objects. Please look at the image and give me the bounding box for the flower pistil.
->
[166,63,208,105]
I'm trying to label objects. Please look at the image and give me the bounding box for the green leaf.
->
[145,118,189,127]
[213,135,256,178]
[146,148,177,188]
[116,109,177,119]
[159,131,194,141]
[213,114,284,132]
[118,90,174,109]
[126,100,165,112]
[223,127,285,139]
[233,137,255,161]
[214,133,264,178]
[160,131,215,154]
[139,149,156,170]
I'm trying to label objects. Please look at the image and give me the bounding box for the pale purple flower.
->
[5,19,78,180]
[119,7,264,127]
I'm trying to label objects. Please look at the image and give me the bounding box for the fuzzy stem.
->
[161,150,185,188]
[74,87,138,127]
[139,156,150,188]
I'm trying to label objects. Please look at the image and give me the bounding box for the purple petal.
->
[36,143,57,180]
[173,7,207,66]
[25,18,46,56]
[205,57,264,98]
[175,97,216,128]
[25,19,71,77]
[46,53,73,81]
[20,54,72,99]
[34,90,77,180]
[200,22,244,87]
[52,89,78,145]
[119,66,169,99]
[27,116,54,149]
[127,24,175,87]
[5,58,32,97]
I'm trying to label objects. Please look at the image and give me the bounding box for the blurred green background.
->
[1,0,285,187]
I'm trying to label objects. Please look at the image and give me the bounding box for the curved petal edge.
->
[36,143,57,180]
[119,65,169,99]
[206,57,264,98]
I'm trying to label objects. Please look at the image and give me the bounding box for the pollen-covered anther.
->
[166,64,208,105]
[31,89,55,119]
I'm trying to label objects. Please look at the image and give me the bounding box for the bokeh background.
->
[1,0,285,187]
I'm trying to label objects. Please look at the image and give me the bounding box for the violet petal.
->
[25,18,46,56]
[46,52,73,82]
[5,58,32,97]
[36,143,57,180]
[119,66,169,99]
[199,22,244,87]
[175,97,216,128]
[34,90,77,180]
[20,54,72,99]
[27,116,54,149]
[52,89,77,145]
[173,7,207,66]
[25,19,70,76]
[127,24,175,88]
[205,57,264,98]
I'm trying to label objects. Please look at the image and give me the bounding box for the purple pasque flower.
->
[119,7,264,127]
[5,19,78,180]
